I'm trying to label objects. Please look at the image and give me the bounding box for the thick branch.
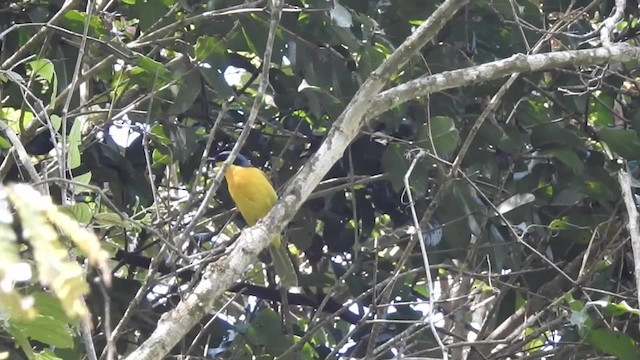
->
[366,44,640,121]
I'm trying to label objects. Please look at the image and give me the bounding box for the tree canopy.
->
[2,0,640,359]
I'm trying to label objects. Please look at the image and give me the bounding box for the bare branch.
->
[403,149,447,359]
[367,45,640,121]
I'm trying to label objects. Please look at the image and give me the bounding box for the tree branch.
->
[366,44,640,121]
[617,169,640,331]
[0,120,42,190]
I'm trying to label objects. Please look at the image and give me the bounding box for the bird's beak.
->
[207,157,224,169]
[213,162,230,176]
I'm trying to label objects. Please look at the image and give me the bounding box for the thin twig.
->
[403,149,447,360]
[60,0,95,201]
[79,321,98,360]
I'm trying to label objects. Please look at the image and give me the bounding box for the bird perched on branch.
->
[211,151,298,287]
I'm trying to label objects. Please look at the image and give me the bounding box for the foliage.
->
[0,183,108,360]
[1,0,640,359]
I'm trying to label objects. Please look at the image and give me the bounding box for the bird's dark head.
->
[210,151,252,167]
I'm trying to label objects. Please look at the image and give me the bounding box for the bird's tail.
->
[268,235,298,287]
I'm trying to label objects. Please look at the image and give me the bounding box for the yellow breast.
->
[224,165,277,226]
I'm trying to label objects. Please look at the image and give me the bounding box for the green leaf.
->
[73,172,92,193]
[565,292,584,311]
[0,107,34,132]
[523,327,546,352]
[598,128,640,160]
[586,328,637,360]
[452,182,483,236]
[494,193,535,216]
[245,308,293,358]
[197,37,234,98]
[28,59,58,106]
[7,184,92,321]
[34,348,64,360]
[134,0,169,31]
[32,291,70,322]
[549,213,606,243]
[150,124,172,145]
[588,91,615,128]
[199,65,235,98]
[357,44,386,80]
[551,188,585,206]
[162,123,199,162]
[152,148,171,165]
[195,36,226,61]
[132,54,174,84]
[11,315,74,349]
[298,272,335,287]
[94,212,126,227]
[9,323,35,360]
[0,70,25,84]
[436,183,476,250]
[549,214,603,231]
[545,149,584,173]
[0,136,10,149]
[587,299,640,317]
[416,116,459,156]
[530,124,584,149]
[488,224,508,271]
[59,203,92,224]
[67,119,83,169]
[381,144,431,196]
[168,70,201,115]
[50,115,62,132]
[239,16,271,58]
[62,10,104,37]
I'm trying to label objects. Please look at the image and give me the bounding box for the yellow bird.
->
[211,151,298,287]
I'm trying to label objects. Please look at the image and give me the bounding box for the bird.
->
[210,151,298,287]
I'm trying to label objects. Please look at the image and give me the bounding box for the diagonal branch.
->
[0,120,42,189]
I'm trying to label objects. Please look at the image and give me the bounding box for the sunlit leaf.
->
[495,193,535,215]
[68,119,83,169]
[588,91,615,128]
